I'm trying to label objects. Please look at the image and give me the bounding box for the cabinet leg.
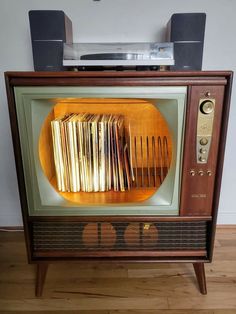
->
[35,263,49,297]
[193,262,207,295]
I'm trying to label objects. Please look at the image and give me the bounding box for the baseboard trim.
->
[0,226,24,231]
[217,224,236,228]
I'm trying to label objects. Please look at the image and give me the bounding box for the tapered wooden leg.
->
[35,263,49,297]
[193,262,207,295]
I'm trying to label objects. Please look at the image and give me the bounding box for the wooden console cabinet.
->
[5,71,233,296]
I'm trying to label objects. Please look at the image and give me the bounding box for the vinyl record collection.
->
[51,113,171,193]
[51,113,133,192]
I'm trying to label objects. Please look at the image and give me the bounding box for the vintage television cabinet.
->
[5,71,233,296]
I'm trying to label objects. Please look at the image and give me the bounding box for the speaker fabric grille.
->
[32,221,207,253]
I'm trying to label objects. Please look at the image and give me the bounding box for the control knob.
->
[200,138,208,146]
[190,170,196,176]
[199,148,207,154]
[200,100,214,114]
[199,156,207,163]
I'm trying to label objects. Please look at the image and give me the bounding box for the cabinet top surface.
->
[5,70,233,79]
[5,71,233,89]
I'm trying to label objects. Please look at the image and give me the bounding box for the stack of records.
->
[51,113,134,193]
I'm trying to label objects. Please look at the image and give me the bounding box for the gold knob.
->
[207,170,212,176]
[199,156,207,163]
[198,170,204,176]
[200,138,208,146]
[200,148,207,154]
[200,100,214,114]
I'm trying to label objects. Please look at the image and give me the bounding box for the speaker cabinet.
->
[29,10,73,71]
[167,13,206,70]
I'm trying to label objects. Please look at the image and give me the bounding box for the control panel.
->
[197,98,215,164]
[180,85,225,216]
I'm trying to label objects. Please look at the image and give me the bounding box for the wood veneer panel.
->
[5,70,232,77]
[208,71,234,261]
[8,77,228,87]
[5,71,230,88]
[4,74,32,263]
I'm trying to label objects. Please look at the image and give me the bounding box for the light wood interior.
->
[38,98,172,205]
[50,177,156,204]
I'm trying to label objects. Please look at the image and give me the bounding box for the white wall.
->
[0,0,235,225]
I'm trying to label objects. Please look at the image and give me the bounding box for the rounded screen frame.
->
[14,86,186,216]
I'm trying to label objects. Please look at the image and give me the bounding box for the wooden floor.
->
[0,227,236,314]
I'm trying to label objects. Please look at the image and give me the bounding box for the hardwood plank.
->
[128,263,195,278]
[205,261,236,278]
[213,311,236,314]
[212,247,236,261]
[0,277,205,299]
[168,293,236,309]
[0,263,128,282]
[0,228,236,312]
[0,298,168,311]
[110,311,236,314]
[0,310,109,314]
[109,311,214,314]
[1,310,236,314]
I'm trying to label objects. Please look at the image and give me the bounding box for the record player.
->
[63,42,174,69]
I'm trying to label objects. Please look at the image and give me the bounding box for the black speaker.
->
[29,10,73,71]
[167,13,206,71]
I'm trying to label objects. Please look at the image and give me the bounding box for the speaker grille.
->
[32,221,207,253]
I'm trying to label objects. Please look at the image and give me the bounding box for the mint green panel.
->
[14,86,186,216]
